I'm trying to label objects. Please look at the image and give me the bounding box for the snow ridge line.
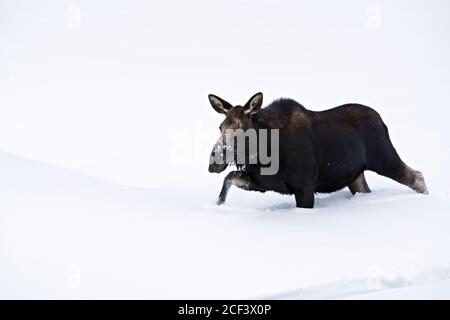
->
[260,266,450,300]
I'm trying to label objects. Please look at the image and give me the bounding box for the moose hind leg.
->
[216,171,264,205]
[378,162,429,194]
[402,164,428,194]
[348,172,371,195]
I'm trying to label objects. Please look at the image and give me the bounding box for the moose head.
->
[207,93,263,173]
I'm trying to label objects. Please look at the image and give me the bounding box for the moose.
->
[208,92,428,208]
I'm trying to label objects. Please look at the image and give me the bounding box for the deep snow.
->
[1,0,450,299]
[1,150,449,299]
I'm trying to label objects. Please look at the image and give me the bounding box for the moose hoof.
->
[216,198,225,206]
[412,171,429,194]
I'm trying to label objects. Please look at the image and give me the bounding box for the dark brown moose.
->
[208,92,428,208]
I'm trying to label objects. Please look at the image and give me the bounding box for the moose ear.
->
[244,92,263,115]
[208,94,232,115]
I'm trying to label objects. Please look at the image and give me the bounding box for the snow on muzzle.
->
[208,136,231,173]
[208,129,280,176]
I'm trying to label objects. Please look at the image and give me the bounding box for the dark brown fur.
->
[208,93,428,208]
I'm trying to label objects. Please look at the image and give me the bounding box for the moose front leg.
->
[294,188,315,209]
[217,171,263,205]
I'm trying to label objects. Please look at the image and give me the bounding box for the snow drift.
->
[1,0,450,300]
[1,150,449,299]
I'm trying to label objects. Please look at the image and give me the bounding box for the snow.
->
[1,0,450,299]
[345,280,450,300]
[1,150,449,299]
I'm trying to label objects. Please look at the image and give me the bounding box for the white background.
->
[1,0,450,299]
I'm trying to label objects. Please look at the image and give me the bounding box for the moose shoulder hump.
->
[254,98,306,129]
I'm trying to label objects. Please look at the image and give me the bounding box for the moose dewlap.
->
[208,92,428,209]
